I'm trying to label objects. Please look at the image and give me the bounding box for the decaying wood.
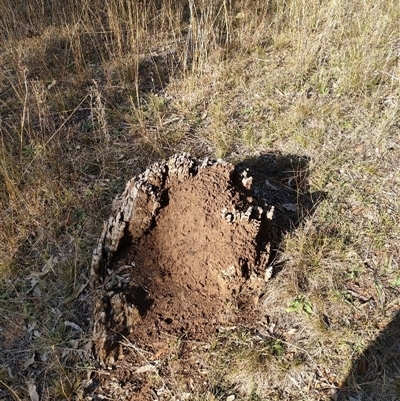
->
[90,153,274,365]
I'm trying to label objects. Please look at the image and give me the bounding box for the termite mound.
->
[91,154,274,365]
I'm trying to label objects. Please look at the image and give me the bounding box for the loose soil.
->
[89,154,275,399]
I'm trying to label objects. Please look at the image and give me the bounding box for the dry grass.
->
[0,0,399,400]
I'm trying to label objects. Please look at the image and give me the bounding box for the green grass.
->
[1,0,400,399]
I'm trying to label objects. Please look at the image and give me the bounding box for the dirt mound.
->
[90,154,275,397]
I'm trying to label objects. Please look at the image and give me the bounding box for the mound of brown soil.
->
[90,154,274,397]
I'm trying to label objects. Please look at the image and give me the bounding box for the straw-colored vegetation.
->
[0,0,399,400]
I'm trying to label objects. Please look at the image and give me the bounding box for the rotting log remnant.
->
[91,153,274,365]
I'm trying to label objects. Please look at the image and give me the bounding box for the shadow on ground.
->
[335,310,400,401]
[235,151,326,271]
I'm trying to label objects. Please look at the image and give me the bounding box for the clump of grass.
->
[207,329,320,400]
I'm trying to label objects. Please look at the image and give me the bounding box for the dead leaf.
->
[80,339,93,352]
[63,281,88,304]
[282,203,298,212]
[329,389,338,401]
[23,354,36,370]
[135,364,157,374]
[69,339,80,348]
[265,179,278,190]
[33,284,42,297]
[152,347,168,360]
[26,257,59,295]
[27,380,39,401]
[26,256,57,281]
[26,277,40,295]
[5,365,14,378]
[26,322,36,337]
[64,321,83,332]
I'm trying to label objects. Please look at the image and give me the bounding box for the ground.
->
[0,1,400,400]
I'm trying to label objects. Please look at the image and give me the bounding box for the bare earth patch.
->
[89,154,274,399]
